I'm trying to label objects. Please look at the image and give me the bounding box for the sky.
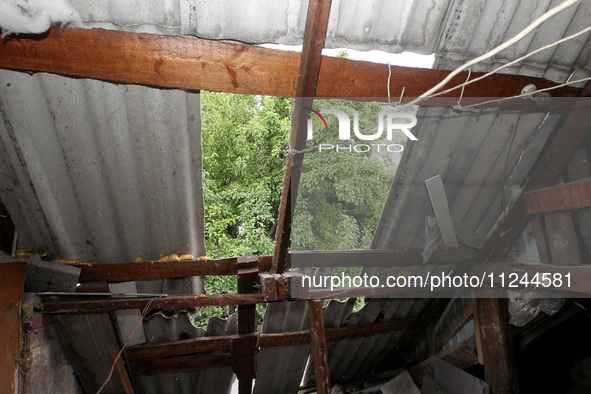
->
[261,44,435,69]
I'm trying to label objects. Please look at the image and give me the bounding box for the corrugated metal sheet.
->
[0,70,206,263]
[133,314,238,394]
[179,0,451,54]
[434,0,591,83]
[372,106,561,252]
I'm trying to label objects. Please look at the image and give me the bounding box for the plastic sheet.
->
[508,290,566,327]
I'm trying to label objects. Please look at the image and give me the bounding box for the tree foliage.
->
[202,92,291,259]
[291,99,403,251]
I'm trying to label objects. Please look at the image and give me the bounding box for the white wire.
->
[434,24,591,99]
[461,76,591,108]
[395,0,581,112]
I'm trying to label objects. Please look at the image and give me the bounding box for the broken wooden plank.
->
[408,336,479,384]
[0,28,583,99]
[308,299,331,394]
[425,175,459,248]
[524,178,591,214]
[434,358,490,394]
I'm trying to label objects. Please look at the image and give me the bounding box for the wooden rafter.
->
[0,28,582,100]
[473,297,520,393]
[125,316,416,362]
[272,0,333,273]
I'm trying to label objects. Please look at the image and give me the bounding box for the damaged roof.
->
[1,0,591,393]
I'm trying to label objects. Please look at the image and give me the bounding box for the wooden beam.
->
[236,258,260,394]
[127,335,231,360]
[308,299,331,394]
[524,177,591,214]
[0,28,583,100]
[109,350,135,394]
[129,354,232,375]
[290,247,477,268]
[126,316,417,361]
[78,255,272,282]
[40,294,264,314]
[0,262,27,394]
[473,297,519,394]
[231,334,259,394]
[272,0,332,273]
[479,98,591,263]
[79,258,238,282]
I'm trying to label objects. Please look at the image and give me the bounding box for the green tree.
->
[291,99,403,251]
[202,92,291,258]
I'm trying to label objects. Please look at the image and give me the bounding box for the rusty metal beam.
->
[272,0,332,273]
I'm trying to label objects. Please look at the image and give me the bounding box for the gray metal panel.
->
[434,0,591,83]
[179,0,451,54]
[254,301,311,394]
[372,106,561,251]
[0,70,206,263]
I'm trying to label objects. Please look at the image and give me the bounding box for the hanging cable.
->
[96,298,156,394]
[461,76,591,109]
[394,0,581,112]
[433,24,591,99]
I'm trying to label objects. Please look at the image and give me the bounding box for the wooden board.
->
[0,262,27,394]
[524,178,591,214]
[0,28,583,99]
